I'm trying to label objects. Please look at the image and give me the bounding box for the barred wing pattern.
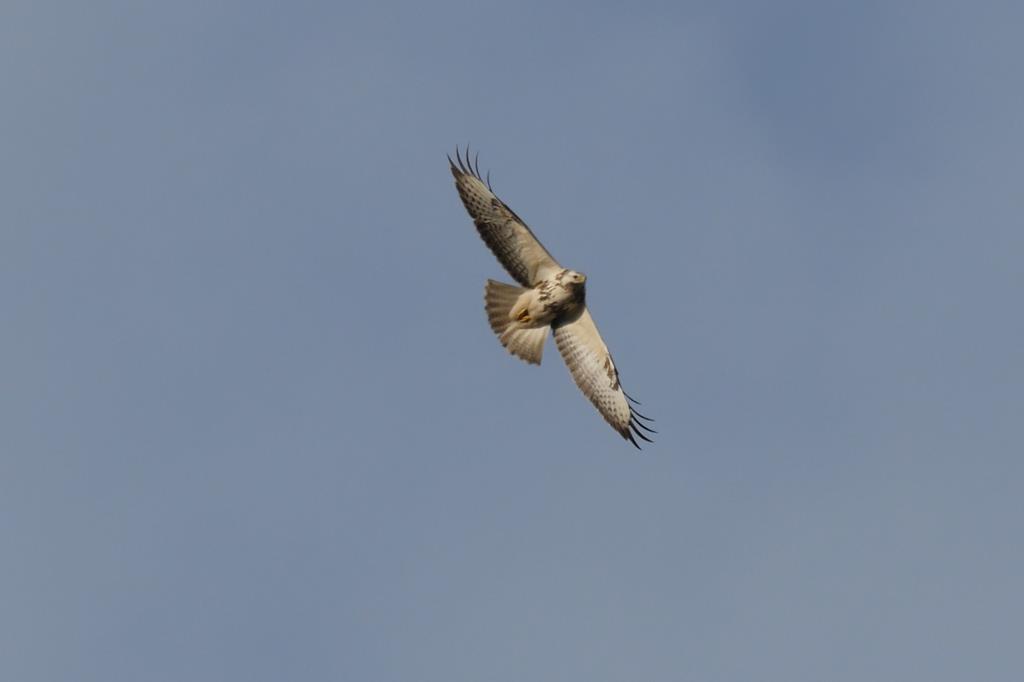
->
[554,309,655,448]
[449,149,562,287]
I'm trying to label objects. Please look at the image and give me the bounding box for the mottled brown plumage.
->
[450,148,654,448]
[449,150,560,287]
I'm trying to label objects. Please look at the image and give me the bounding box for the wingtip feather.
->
[630,423,654,443]
[450,144,489,183]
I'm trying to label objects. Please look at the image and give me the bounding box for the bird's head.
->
[565,270,587,305]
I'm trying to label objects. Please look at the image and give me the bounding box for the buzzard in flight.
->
[449,148,654,448]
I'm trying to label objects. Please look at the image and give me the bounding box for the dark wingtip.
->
[631,407,655,423]
[450,145,490,185]
[625,429,642,450]
[631,416,657,434]
[451,146,466,175]
[622,385,654,422]
[618,384,654,447]
[630,422,655,443]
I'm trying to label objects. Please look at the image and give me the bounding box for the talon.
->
[516,309,531,323]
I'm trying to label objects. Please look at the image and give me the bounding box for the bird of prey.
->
[449,148,655,448]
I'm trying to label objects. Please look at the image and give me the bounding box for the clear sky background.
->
[3,1,1022,680]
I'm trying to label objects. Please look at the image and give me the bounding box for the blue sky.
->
[3,1,1022,680]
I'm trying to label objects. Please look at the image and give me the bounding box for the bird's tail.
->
[484,279,548,365]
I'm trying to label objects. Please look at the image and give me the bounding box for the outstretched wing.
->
[553,308,655,448]
[449,148,562,287]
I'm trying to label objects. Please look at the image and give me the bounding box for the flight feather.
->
[449,148,561,287]
[554,309,654,448]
